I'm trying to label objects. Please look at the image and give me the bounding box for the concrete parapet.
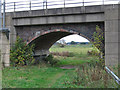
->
[12,5,118,18]
[13,13,104,26]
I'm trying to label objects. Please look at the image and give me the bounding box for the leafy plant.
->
[87,47,100,56]
[93,25,104,54]
[44,54,59,66]
[10,36,35,66]
[93,25,105,67]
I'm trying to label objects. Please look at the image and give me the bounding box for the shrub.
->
[93,25,104,54]
[87,45,100,56]
[44,54,59,66]
[93,25,105,67]
[87,50,99,56]
[10,36,35,66]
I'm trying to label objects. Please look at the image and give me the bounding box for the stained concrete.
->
[105,4,120,70]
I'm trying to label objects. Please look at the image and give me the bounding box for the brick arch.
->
[16,23,104,43]
[27,29,78,45]
[78,33,92,42]
[15,22,104,55]
[27,29,78,55]
[25,28,94,56]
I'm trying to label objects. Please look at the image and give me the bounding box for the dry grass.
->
[50,51,73,57]
[63,62,118,88]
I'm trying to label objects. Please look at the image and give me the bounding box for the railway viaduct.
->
[1,4,120,70]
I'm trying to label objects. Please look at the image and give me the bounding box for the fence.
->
[1,0,120,12]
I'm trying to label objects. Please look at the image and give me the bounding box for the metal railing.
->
[105,66,120,85]
[1,0,120,12]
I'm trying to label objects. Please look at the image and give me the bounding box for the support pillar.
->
[1,32,10,67]
[105,4,120,76]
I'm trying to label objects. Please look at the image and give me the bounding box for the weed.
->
[63,62,118,88]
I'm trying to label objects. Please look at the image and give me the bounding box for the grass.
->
[2,44,118,88]
[59,63,118,88]
[2,66,74,88]
[50,44,99,66]
[2,65,118,88]
[50,44,93,54]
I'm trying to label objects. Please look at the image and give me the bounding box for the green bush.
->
[87,45,100,56]
[93,25,105,67]
[93,25,104,53]
[10,36,35,66]
[44,54,59,66]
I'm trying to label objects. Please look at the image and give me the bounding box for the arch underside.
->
[31,31,74,50]
[29,30,77,55]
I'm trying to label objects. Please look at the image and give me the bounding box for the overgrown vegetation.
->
[51,51,74,57]
[93,25,104,54]
[43,54,59,66]
[3,44,118,88]
[87,46,100,56]
[53,62,118,88]
[10,36,35,66]
[93,25,105,67]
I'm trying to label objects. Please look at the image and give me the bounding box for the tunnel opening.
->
[27,29,78,64]
[49,34,100,67]
[27,28,102,65]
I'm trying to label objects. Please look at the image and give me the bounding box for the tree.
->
[70,41,76,45]
[10,36,35,66]
[57,39,66,47]
[80,42,86,45]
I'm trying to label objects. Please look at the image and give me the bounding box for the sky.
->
[2,0,120,43]
[60,34,89,43]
